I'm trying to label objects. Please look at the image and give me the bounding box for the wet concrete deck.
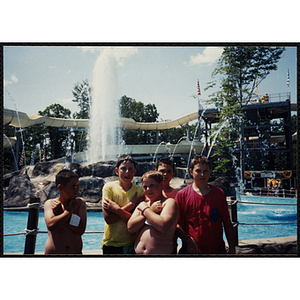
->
[4,236,297,256]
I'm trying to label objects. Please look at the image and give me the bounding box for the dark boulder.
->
[4,174,36,207]
[78,176,105,203]
[31,162,58,177]
[209,177,234,196]
[3,170,22,187]
[135,162,156,176]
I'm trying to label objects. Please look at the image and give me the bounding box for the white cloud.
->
[61,98,74,105]
[186,47,223,66]
[79,46,138,66]
[4,74,18,86]
[79,46,99,53]
[112,47,138,66]
[11,74,18,83]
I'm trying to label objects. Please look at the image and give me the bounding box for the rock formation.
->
[3,161,156,210]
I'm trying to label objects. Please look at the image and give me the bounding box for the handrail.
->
[242,188,297,198]
[238,222,296,225]
[4,230,105,237]
[237,200,296,206]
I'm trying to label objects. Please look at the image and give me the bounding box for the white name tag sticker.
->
[69,214,81,227]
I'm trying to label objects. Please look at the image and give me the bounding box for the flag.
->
[30,150,34,165]
[43,150,46,162]
[19,149,25,166]
[286,67,290,88]
[197,79,201,96]
[255,78,258,96]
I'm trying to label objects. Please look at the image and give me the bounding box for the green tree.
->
[72,79,91,119]
[205,46,285,175]
[159,125,187,145]
[72,80,92,152]
[208,46,285,106]
[3,126,19,172]
[119,95,159,144]
[22,125,48,164]
[38,103,72,160]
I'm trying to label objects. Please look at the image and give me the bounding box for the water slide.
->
[3,105,297,153]
[3,109,202,154]
[3,108,198,130]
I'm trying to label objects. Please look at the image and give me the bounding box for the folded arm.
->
[139,199,178,233]
[102,192,144,224]
[44,198,86,235]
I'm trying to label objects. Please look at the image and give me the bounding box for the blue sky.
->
[4,45,297,121]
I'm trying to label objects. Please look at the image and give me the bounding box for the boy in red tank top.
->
[175,155,236,254]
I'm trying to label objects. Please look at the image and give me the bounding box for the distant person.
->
[264,93,269,102]
[44,169,87,254]
[101,155,144,254]
[267,178,272,196]
[175,155,236,254]
[127,170,178,254]
[157,157,178,199]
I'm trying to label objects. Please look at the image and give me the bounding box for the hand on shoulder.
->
[51,199,63,215]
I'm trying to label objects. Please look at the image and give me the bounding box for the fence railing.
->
[227,195,297,246]
[243,187,297,198]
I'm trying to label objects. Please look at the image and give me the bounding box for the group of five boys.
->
[44,154,236,255]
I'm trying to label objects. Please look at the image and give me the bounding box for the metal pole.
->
[230,196,239,246]
[14,129,20,171]
[24,196,40,254]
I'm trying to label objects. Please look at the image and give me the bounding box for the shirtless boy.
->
[44,169,87,254]
[157,157,178,199]
[127,170,178,255]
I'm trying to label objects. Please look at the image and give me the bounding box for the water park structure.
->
[3,92,297,192]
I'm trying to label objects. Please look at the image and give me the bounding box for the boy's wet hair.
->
[142,170,163,184]
[56,169,79,186]
[116,155,137,169]
[157,157,175,172]
[190,155,211,171]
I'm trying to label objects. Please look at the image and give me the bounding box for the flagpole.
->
[287,67,290,99]
[255,77,258,101]
[197,79,202,110]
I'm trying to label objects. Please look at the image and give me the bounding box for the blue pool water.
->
[4,211,105,254]
[3,196,297,253]
[235,195,297,241]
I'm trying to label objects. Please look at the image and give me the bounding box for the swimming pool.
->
[3,195,297,253]
[236,195,297,241]
[3,211,105,254]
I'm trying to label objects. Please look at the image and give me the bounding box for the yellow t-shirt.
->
[101,181,144,248]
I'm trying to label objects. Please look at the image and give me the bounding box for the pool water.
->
[3,196,297,253]
[3,211,105,254]
[236,195,297,241]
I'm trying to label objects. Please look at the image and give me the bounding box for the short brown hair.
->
[190,155,211,171]
[56,169,79,186]
[141,170,163,184]
[157,157,175,172]
[116,155,137,169]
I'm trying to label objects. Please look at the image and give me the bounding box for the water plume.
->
[86,48,122,163]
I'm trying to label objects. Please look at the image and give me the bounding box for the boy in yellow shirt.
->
[101,155,144,254]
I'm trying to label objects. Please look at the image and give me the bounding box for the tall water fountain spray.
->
[87,48,122,163]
